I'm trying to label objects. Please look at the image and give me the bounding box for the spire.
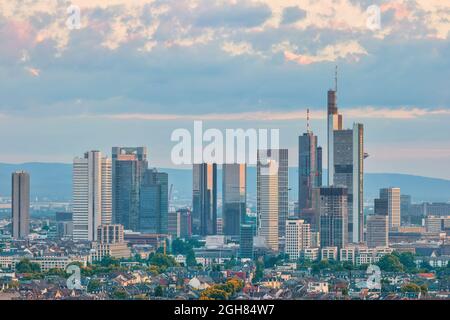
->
[335,65,338,92]
[306,108,311,133]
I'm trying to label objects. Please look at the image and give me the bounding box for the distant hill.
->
[0,163,449,203]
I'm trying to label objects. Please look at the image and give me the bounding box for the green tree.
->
[148,253,178,272]
[377,254,404,272]
[401,283,421,293]
[253,260,264,283]
[111,288,128,300]
[154,285,164,297]
[398,252,417,272]
[87,279,102,292]
[186,250,197,267]
[15,259,41,274]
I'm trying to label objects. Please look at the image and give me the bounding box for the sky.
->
[0,0,449,178]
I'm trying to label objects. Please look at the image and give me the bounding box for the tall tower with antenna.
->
[327,65,342,186]
[298,108,322,217]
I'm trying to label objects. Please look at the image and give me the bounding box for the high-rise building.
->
[318,187,348,250]
[112,147,148,231]
[12,171,30,240]
[375,187,401,229]
[257,149,288,252]
[366,215,389,248]
[222,163,246,236]
[285,219,311,261]
[326,71,365,244]
[327,78,342,186]
[139,169,168,234]
[73,151,112,241]
[333,124,364,243]
[168,208,192,238]
[278,149,289,240]
[192,163,217,236]
[298,121,322,211]
[239,224,254,259]
[400,195,412,223]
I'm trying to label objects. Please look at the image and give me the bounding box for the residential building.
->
[285,219,311,261]
[367,214,389,248]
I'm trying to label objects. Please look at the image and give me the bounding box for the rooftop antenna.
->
[306,108,311,133]
[334,65,338,92]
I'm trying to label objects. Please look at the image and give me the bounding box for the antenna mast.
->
[335,65,338,92]
[306,108,310,133]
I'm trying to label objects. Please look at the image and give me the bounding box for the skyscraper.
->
[375,187,401,229]
[298,116,322,211]
[256,149,288,252]
[222,163,246,236]
[318,186,348,250]
[327,71,343,186]
[192,163,217,236]
[285,219,311,261]
[112,147,148,231]
[333,124,364,243]
[139,169,168,234]
[326,70,365,244]
[12,171,30,240]
[73,151,112,241]
[366,215,389,248]
[277,149,289,240]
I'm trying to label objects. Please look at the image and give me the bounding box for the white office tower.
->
[285,219,311,260]
[257,149,280,252]
[73,151,112,241]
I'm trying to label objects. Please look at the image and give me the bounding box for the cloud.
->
[99,107,450,122]
[284,40,368,64]
[25,66,40,77]
[281,6,306,25]
[221,41,263,57]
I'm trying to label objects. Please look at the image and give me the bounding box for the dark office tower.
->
[333,124,364,243]
[401,195,412,223]
[222,163,246,236]
[277,149,289,240]
[298,120,322,212]
[112,147,148,231]
[12,171,30,240]
[317,146,323,187]
[139,169,168,234]
[239,224,254,259]
[192,163,217,236]
[319,186,348,250]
